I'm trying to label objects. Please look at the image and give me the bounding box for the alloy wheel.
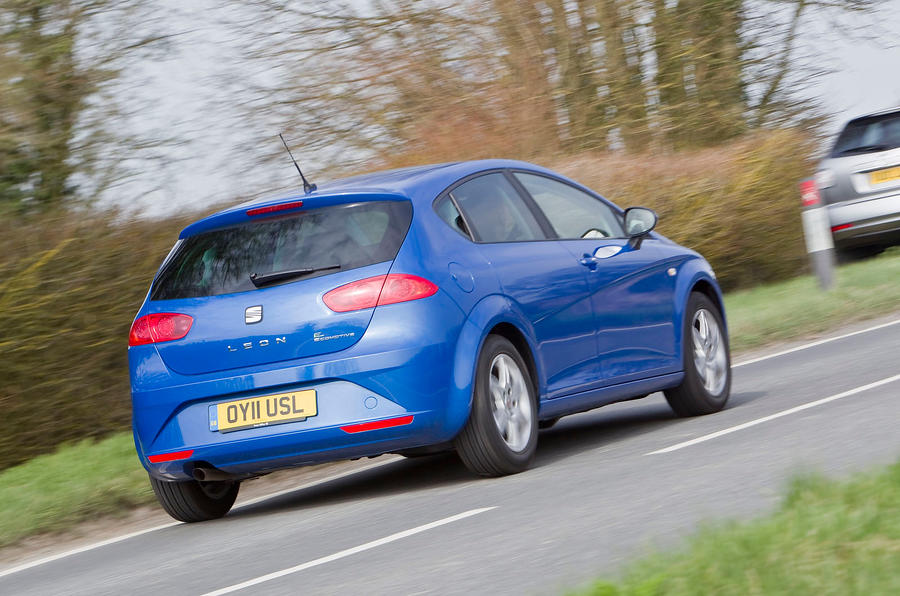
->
[691,308,728,396]
[488,353,533,452]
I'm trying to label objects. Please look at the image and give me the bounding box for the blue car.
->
[129,160,731,522]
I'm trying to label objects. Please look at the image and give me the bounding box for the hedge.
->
[0,130,815,469]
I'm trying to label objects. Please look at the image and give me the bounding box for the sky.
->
[810,3,900,130]
[105,0,900,217]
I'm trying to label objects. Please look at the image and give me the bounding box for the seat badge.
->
[245,305,263,324]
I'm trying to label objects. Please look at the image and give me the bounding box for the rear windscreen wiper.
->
[250,265,341,288]
[837,144,890,155]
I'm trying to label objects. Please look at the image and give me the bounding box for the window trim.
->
[501,170,558,239]
[508,169,628,241]
[432,193,475,241]
[432,168,555,244]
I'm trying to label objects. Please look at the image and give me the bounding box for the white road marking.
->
[732,318,900,368]
[0,456,402,579]
[201,507,497,596]
[0,523,178,580]
[3,318,898,578]
[647,373,900,455]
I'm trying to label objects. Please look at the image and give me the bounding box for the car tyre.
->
[454,335,538,477]
[149,475,239,522]
[664,292,731,417]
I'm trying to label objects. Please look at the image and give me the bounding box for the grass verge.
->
[2,248,900,549]
[575,459,900,596]
[0,434,153,549]
[726,247,900,351]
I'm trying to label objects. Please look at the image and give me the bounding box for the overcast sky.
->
[812,2,900,130]
[109,1,900,217]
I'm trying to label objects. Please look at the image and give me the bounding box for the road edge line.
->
[646,373,900,455]
[733,318,900,368]
[0,523,179,580]
[0,456,403,579]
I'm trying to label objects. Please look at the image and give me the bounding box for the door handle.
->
[580,245,623,270]
[579,254,599,270]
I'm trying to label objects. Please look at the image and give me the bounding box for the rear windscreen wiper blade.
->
[250,265,341,288]
[837,144,890,155]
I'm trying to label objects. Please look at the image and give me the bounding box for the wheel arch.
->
[672,258,728,368]
[487,321,541,405]
[446,295,544,437]
[690,278,726,327]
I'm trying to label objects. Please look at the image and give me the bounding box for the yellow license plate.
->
[210,390,317,432]
[870,166,900,185]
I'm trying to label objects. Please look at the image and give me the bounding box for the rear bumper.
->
[131,293,468,481]
[141,398,447,481]
[828,192,900,248]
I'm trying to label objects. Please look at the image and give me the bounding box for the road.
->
[3,317,899,595]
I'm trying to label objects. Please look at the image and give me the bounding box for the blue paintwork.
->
[130,159,725,480]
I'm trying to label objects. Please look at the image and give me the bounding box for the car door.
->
[446,171,600,397]
[512,171,680,386]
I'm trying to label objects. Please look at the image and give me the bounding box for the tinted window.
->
[832,112,900,156]
[434,195,471,238]
[515,173,624,240]
[152,201,412,300]
[449,173,545,243]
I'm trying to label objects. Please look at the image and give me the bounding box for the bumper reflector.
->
[831,223,854,232]
[148,449,194,463]
[340,415,414,434]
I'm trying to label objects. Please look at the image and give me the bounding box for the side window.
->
[514,173,625,240]
[449,173,546,243]
[434,195,471,239]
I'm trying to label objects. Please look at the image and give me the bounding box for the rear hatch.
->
[147,198,412,376]
[822,111,900,204]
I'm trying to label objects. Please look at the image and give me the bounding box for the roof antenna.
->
[279,133,317,194]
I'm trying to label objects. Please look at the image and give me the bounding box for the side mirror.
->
[623,207,658,249]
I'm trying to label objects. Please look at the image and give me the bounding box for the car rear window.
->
[831,112,900,156]
[151,200,412,300]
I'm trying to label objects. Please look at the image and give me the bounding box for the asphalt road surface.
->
[3,317,899,595]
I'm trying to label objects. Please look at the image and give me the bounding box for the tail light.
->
[246,200,304,217]
[129,313,193,346]
[323,274,438,313]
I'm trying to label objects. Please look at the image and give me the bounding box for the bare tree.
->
[225,0,886,171]
[0,0,178,212]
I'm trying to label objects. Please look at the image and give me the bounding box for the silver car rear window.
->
[831,112,900,157]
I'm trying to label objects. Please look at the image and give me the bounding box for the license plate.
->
[209,390,317,432]
[870,166,900,185]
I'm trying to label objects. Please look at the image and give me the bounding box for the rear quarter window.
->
[433,195,472,238]
[151,200,412,300]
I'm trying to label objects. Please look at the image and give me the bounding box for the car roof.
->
[845,106,900,122]
[245,159,560,204]
[180,159,563,238]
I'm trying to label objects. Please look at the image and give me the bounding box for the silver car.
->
[815,107,900,257]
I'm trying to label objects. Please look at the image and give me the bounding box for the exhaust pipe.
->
[192,466,233,482]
